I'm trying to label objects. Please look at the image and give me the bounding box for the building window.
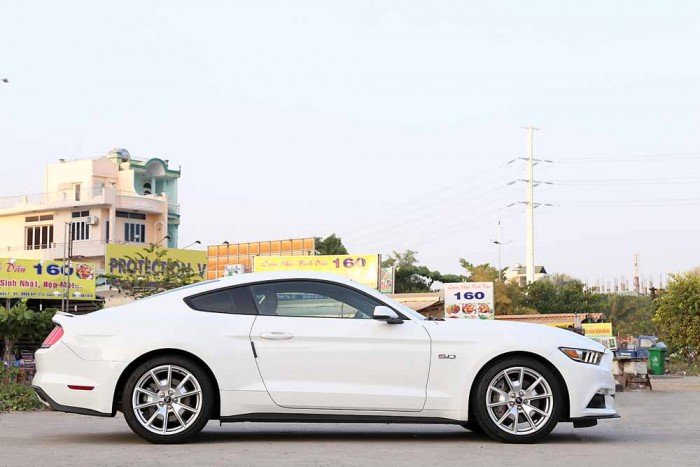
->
[143,182,152,195]
[71,221,90,241]
[26,225,54,250]
[106,220,110,243]
[72,210,89,218]
[125,223,146,243]
[116,210,147,220]
[25,214,53,223]
[75,184,81,201]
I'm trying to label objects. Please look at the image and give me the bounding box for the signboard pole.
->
[61,223,67,312]
[65,223,73,313]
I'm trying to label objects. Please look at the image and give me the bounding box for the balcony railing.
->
[0,187,107,211]
[0,187,169,214]
[3,239,154,254]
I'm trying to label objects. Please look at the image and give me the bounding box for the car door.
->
[249,280,431,412]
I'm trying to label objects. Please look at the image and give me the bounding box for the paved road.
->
[1,378,699,466]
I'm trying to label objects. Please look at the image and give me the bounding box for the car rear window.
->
[185,287,257,315]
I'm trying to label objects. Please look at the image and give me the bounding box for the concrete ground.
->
[1,377,699,466]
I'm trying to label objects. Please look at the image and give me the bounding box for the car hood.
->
[421,318,605,353]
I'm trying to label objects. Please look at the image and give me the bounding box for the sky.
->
[1,1,699,284]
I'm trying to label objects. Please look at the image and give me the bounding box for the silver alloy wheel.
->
[132,364,203,435]
[485,366,553,436]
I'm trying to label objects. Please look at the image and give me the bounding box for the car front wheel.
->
[473,357,563,443]
[122,355,213,444]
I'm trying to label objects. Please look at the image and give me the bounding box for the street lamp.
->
[183,240,201,249]
[491,221,512,282]
[153,235,171,247]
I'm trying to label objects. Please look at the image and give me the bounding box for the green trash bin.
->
[648,347,666,375]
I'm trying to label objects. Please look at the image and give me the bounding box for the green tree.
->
[653,272,700,357]
[382,250,419,269]
[103,244,201,299]
[458,259,499,282]
[608,295,657,337]
[314,234,348,255]
[383,250,466,293]
[457,259,531,315]
[524,277,608,315]
[384,250,431,293]
[0,300,55,366]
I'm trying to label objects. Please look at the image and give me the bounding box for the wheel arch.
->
[112,348,221,419]
[467,351,571,422]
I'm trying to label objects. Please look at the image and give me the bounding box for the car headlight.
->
[559,347,603,365]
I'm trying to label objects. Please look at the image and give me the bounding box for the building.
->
[390,291,444,319]
[0,148,181,273]
[495,312,606,328]
[504,264,548,286]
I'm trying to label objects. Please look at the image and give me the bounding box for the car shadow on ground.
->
[40,427,614,446]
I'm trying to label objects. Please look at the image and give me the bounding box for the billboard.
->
[253,254,381,289]
[0,258,96,300]
[379,267,395,294]
[444,282,494,320]
[582,322,613,338]
[206,238,315,280]
[105,244,207,280]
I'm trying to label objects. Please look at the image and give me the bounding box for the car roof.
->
[150,271,377,299]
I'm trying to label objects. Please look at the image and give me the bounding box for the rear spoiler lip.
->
[52,311,76,325]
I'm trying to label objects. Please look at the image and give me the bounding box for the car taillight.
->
[41,326,64,349]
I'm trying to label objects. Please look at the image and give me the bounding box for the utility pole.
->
[525,126,537,284]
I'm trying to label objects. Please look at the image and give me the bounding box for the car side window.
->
[185,287,257,315]
[249,281,381,319]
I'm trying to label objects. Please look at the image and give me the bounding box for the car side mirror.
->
[373,306,403,324]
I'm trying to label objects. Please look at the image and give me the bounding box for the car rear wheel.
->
[473,357,562,443]
[122,355,213,444]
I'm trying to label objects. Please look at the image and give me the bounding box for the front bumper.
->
[32,341,127,416]
[571,413,621,428]
[549,348,619,420]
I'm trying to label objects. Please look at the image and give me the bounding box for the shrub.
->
[0,368,45,412]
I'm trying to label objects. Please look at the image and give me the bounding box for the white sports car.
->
[33,272,618,444]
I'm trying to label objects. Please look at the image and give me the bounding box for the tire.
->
[473,357,563,444]
[460,419,484,433]
[122,355,214,444]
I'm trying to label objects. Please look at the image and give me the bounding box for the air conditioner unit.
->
[86,216,99,225]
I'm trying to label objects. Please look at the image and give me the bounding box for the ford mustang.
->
[33,272,618,444]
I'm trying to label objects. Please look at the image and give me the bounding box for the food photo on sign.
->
[443,282,495,319]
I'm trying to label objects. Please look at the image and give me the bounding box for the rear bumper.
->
[33,386,113,417]
[32,342,127,415]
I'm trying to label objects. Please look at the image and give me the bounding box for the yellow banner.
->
[0,258,96,300]
[582,322,613,338]
[253,254,380,289]
[105,244,207,280]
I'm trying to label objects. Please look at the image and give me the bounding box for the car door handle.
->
[259,332,294,340]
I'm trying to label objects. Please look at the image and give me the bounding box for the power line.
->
[346,186,518,245]
[553,151,700,162]
[341,159,519,238]
[552,197,700,207]
[555,176,700,185]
